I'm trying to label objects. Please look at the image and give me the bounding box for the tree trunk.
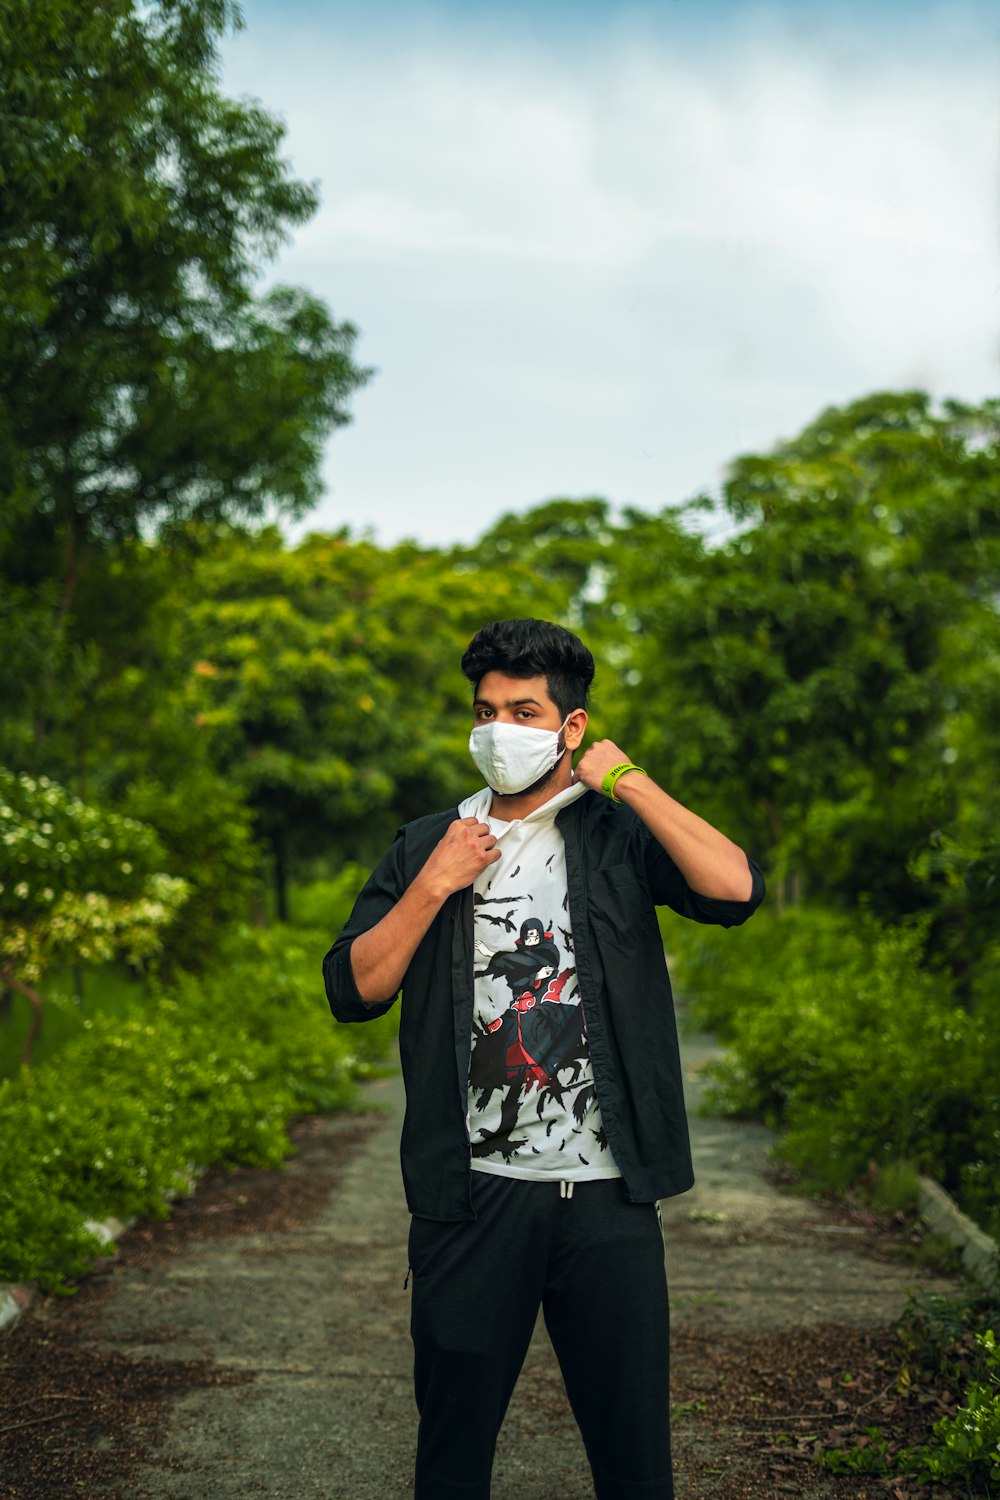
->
[0,966,44,1068]
[273,833,289,924]
[35,501,83,746]
[760,799,785,911]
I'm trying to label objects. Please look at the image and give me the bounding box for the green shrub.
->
[670,906,1000,1217]
[962,1156,1000,1246]
[290,868,370,932]
[666,902,853,1040]
[902,1328,1000,1489]
[870,1160,921,1217]
[0,918,397,1291]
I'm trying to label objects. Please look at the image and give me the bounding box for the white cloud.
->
[221,5,999,543]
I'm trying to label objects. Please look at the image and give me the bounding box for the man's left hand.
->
[575,737,756,902]
[573,739,640,795]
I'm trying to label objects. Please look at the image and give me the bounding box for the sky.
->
[219,0,1000,548]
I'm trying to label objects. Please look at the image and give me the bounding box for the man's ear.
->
[564,708,588,752]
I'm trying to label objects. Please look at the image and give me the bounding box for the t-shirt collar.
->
[458,779,589,826]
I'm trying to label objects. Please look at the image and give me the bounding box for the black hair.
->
[461,618,595,719]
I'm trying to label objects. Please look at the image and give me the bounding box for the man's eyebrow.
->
[473,695,545,709]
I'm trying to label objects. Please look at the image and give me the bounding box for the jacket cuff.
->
[324,941,397,1023]
[689,857,766,928]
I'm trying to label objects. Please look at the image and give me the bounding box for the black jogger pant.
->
[408,1173,673,1500]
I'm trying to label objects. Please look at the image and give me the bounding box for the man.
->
[324,617,764,1500]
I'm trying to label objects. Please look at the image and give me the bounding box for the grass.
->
[868,1160,921,1217]
[0,964,148,1079]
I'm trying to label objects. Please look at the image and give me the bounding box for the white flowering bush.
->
[0,768,188,1056]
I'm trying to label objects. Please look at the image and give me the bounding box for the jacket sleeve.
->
[323,834,408,1023]
[642,829,766,928]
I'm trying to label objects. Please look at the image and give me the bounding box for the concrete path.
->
[30,1025,963,1499]
[661,1029,958,1331]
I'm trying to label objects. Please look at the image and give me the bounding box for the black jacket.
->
[323,790,764,1220]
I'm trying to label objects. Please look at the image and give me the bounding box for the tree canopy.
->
[0,0,371,807]
[177,525,566,915]
[0,0,370,558]
[601,394,1000,925]
[0,0,372,950]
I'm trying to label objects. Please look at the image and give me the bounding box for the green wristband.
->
[601,762,648,801]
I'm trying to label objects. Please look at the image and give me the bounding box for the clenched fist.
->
[420,817,502,898]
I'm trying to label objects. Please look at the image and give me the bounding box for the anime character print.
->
[469,910,607,1168]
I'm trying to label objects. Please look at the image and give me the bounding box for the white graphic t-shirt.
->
[458,782,621,1183]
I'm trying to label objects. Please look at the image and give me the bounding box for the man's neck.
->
[487,762,576,822]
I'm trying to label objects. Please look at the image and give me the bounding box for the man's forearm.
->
[614,773,754,901]
[350,873,451,1004]
[349,816,504,1004]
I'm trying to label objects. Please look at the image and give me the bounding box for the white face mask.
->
[468,716,572,796]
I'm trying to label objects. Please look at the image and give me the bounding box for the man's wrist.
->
[410,865,456,907]
[600,762,648,802]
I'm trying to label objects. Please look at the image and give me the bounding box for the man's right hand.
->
[418,817,502,899]
[349,818,502,1004]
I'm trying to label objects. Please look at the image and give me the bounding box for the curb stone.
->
[0,1213,132,1334]
[0,1281,35,1332]
[918,1176,1000,1293]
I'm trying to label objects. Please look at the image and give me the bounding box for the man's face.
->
[525,927,541,946]
[471,671,587,798]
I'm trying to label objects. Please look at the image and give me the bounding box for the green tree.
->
[179,525,562,917]
[613,392,1000,932]
[474,497,614,612]
[0,0,371,769]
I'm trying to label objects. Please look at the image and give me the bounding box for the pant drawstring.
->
[559,1180,574,1200]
